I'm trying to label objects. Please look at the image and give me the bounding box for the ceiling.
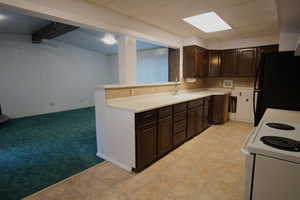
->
[0,8,164,55]
[276,0,300,33]
[87,0,279,41]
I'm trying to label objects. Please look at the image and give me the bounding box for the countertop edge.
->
[96,82,180,89]
[106,91,230,113]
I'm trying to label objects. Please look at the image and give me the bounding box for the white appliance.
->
[241,120,300,200]
[230,87,254,123]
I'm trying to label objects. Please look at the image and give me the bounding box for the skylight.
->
[183,12,232,33]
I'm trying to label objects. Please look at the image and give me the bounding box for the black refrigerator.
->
[254,51,300,126]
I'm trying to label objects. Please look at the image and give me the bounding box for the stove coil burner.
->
[266,122,295,131]
[261,136,300,152]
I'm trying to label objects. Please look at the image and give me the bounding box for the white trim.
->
[96,152,133,172]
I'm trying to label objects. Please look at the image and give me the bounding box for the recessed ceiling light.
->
[183,11,232,33]
[101,34,117,45]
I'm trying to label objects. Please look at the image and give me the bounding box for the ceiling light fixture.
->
[183,11,232,33]
[101,34,117,45]
[0,14,7,20]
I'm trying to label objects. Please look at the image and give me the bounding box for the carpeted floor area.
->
[0,107,103,200]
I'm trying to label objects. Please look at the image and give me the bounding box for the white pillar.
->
[118,35,137,84]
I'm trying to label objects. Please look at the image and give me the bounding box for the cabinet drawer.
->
[173,103,187,113]
[174,111,187,122]
[173,131,186,146]
[173,120,186,133]
[158,106,172,119]
[188,98,204,109]
[136,110,157,125]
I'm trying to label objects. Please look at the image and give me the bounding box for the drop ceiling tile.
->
[87,0,279,41]
[87,0,114,5]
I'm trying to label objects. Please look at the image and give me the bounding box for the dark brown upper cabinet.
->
[168,48,180,82]
[208,50,222,77]
[237,47,257,77]
[221,49,238,77]
[260,44,279,54]
[183,45,207,78]
[256,44,279,70]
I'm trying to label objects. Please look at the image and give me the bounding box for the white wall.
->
[137,48,169,84]
[278,32,300,51]
[0,34,118,118]
[107,48,169,84]
[207,35,279,49]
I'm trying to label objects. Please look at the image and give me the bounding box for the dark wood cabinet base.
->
[135,95,228,172]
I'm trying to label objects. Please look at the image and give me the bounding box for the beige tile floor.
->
[24,121,252,200]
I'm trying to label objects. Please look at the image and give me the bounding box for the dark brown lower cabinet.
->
[135,95,227,172]
[209,94,229,124]
[173,103,187,146]
[173,131,186,146]
[203,97,210,129]
[196,105,204,133]
[157,116,173,157]
[187,105,204,139]
[136,122,157,171]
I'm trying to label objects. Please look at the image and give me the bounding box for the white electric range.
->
[241,109,300,200]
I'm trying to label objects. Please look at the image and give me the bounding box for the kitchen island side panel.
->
[95,89,136,171]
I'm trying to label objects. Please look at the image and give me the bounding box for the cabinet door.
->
[209,95,229,124]
[183,46,197,78]
[260,44,279,54]
[187,108,197,139]
[256,44,279,70]
[222,49,238,77]
[237,48,257,77]
[187,106,204,138]
[195,105,204,133]
[136,122,157,171]
[197,47,208,77]
[168,48,180,82]
[208,50,222,77]
[157,117,173,157]
[203,97,210,129]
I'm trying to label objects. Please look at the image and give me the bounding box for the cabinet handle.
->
[245,98,249,102]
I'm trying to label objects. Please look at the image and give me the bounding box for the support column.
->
[118,35,137,84]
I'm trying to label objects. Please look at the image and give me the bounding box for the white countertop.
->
[106,89,229,113]
[96,82,179,89]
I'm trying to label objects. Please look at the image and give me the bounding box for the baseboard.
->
[96,152,133,172]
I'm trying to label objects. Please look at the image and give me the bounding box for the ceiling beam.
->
[32,22,79,43]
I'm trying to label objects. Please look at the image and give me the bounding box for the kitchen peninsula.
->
[95,83,230,172]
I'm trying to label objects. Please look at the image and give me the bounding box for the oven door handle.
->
[241,128,256,156]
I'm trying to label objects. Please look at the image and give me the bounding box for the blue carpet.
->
[0,107,104,200]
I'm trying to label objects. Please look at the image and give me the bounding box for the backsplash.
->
[104,77,253,99]
[204,77,254,88]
